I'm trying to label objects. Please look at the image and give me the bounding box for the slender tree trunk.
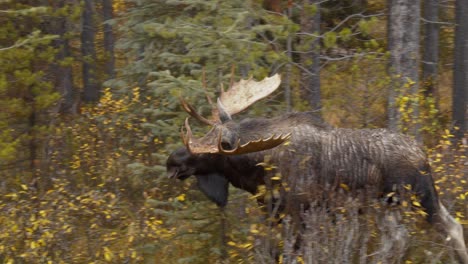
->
[422,0,439,100]
[54,2,75,114]
[452,0,468,140]
[81,0,99,102]
[387,0,421,140]
[219,207,227,261]
[102,0,115,79]
[284,4,293,112]
[28,95,37,172]
[300,0,322,118]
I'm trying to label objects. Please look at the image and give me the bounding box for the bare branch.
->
[0,39,31,52]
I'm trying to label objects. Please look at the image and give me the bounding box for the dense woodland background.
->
[0,0,467,263]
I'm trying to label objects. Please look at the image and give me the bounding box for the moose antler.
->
[181,118,220,154]
[182,117,291,155]
[219,73,281,116]
[179,98,215,126]
[180,74,282,124]
[217,133,291,155]
[180,74,286,155]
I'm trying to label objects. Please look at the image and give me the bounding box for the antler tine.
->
[218,132,291,155]
[218,74,282,116]
[202,68,213,106]
[183,117,194,153]
[179,97,215,126]
[180,121,188,146]
[229,64,235,90]
[183,117,221,154]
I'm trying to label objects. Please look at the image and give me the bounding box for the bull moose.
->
[166,74,468,263]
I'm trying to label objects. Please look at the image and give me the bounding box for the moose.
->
[166,74,468,263]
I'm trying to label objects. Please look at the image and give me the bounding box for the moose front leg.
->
[435,202,468,264]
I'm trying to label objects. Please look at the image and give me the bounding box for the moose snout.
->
[167,168,179,179]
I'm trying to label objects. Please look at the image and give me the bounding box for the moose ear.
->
[217,98,232,123]
[195,173,229,207]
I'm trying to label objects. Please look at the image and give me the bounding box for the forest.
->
[0,0,467,263]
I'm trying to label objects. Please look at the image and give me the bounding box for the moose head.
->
[180,74,291,156]
[167,74,293,207]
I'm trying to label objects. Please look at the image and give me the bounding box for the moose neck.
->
[222,154,265,194]
[216,112,330,195]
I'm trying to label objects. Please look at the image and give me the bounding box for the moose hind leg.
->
[435,202,468,263]
[376,209,409,263]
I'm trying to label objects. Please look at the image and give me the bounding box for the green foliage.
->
[118,0,291,93]
[323,31,337,48]
[0,0,466,263]
[0,1,59,168]
[322,53,390,128]
[112,2,299,262]
[0,86,196,262]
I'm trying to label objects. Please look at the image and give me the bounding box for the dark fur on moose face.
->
[166,147,223,180]
[166,147,229,207]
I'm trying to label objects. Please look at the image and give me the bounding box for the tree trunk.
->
[81,0,99,102]
[284,4,293,112]
[300,0,322,118]
[422,0,439,100]
[54,2,75,114]
[387,0,421,139]
[452,0,468,140]
[102,0,115,79]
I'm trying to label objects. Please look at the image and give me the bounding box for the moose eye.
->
[220,141,232,150]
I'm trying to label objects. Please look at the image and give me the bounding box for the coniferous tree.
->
[422,0,439,100]
[82,0,99,102]
[300,0,322,117]
[0,2,59,179]
[50,0,77,114]
[103,0,115,79]
[116,1,295,261]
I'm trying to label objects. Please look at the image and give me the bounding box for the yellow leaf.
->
[30,241,38,249]
[340,183,350,191]
[271,174,281,180]
[297,256,305,264]
[412,201,421,207]
[104,247,113,261]
[176,194,185,202]
[4,193,18,199]
[242,243,252,249]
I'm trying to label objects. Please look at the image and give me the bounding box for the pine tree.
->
[0,2,59,183]
[116,0,294,261]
